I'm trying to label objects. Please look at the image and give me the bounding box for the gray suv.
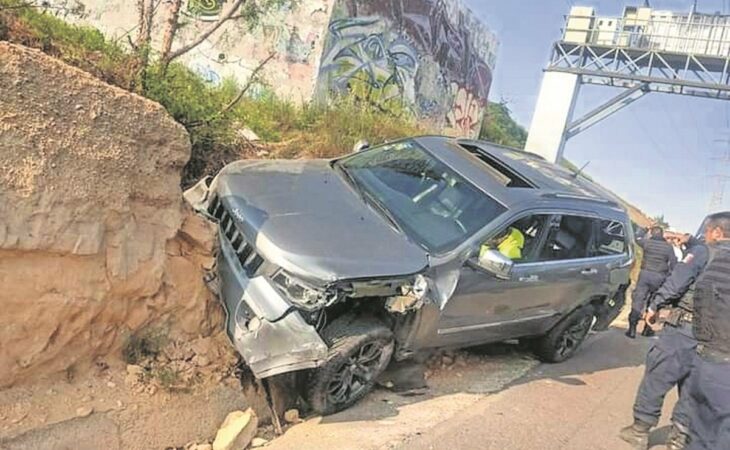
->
[186,136,634,414]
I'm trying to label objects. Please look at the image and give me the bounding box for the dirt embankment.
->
[0,42,222,388]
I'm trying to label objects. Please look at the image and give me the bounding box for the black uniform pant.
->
[629,270,666,324]
[687,353,730,450]
[633,324,696,429]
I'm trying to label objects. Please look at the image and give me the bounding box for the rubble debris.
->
[212,409,258,450]
[283,409,301,424]
[75,406,94,418]
[188,444,213,450]
[378,359,428,395]
[251,437,269,448]
[126,365,145,376]
[237,127,261,142]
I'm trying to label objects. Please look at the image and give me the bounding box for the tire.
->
[532,305,594,363]
[306,316,394,415]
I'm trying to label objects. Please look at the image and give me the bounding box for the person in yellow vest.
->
[481,227,525,260]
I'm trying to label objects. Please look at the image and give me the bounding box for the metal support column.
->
[565,83,651,138]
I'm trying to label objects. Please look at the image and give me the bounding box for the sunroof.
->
[460,144,536,188]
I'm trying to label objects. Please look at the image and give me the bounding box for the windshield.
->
[337,140,506,253]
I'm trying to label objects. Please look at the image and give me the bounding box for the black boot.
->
[619,419,651,449]
[666,424,690,450]
[625,321,637,339]
[641,325,655,337]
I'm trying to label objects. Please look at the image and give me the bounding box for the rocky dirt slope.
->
[0,42,222,388]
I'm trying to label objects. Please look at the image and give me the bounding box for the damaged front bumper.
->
[187,178,329,379]
[215,228,329,378]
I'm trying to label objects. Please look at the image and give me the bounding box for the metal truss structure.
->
[548,41,730,101]
[527,9,730,166]
[532,11,730,146]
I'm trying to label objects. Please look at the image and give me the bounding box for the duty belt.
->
[697,345,730,363]
[678,311,693,324]
[666,308,693,327]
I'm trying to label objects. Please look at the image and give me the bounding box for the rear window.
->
[595,220,628,256]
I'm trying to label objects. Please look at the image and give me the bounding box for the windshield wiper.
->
[361,188,405,235]
[334,163,404,235]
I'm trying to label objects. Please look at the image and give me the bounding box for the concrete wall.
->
[38,0,497,137]
[38,0,336,101]
[315,0,499,137]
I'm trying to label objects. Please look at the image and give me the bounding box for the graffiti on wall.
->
[182,0,326,91]
[32,0,87,18]
[319,17,419,112]
[446,83,483,136]
[316,0,498,137]
[186,0,226,21]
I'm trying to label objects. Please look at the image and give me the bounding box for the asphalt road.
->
[399,328,677,450]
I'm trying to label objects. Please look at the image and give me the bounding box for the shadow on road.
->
[315,326,653,426]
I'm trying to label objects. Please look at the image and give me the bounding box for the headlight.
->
[272,271,338,311]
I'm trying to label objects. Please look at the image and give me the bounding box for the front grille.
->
[208,196,264,276]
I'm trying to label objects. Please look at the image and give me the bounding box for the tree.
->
[134,0,292,70]
[479,102,528,149]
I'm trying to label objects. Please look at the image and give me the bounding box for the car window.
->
[537,215,595,261]
[593,219,628,256]
[480,215,550,263]
[337,140,507,253]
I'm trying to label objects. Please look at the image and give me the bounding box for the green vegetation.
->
[0,1,138,87]
[121,327,168,365]
[0,1,422,185]
[479,102,528,149]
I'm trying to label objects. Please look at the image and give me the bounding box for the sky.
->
[463,0,730,232]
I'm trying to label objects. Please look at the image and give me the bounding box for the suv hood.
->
[210,159,429,283]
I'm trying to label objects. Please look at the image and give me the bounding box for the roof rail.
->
[541,192,620,207]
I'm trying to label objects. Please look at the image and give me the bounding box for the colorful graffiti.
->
[315,0,498,137]
[186,0,226,21]
[446,83,484,136]
[318,17,419,112]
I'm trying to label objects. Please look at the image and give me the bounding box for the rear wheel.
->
[532,305,594,363]
[306,317,394,415]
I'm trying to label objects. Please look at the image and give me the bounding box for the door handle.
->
[519,275,540,282]
[581,268,598,275]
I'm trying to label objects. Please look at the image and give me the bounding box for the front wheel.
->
[306,317,394,415]
[532,305,594,363]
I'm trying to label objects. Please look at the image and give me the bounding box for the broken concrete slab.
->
[212,409,258,450]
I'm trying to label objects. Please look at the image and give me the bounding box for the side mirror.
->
[353,140,370,153]
[476,249,514,280]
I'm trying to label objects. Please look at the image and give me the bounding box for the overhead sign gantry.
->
[526,4,730,163]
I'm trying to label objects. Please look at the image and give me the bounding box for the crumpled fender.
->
[183,176,215,216]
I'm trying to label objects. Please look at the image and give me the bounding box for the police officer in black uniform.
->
[619,233,709,450]
[627,226,678,338]
[684,212,730,450]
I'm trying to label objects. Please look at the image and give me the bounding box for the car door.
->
[526,213,608,323]
[590,218,634,329]
[433,213,564,347]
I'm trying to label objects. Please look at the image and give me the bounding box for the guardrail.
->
[561,13,730,58]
